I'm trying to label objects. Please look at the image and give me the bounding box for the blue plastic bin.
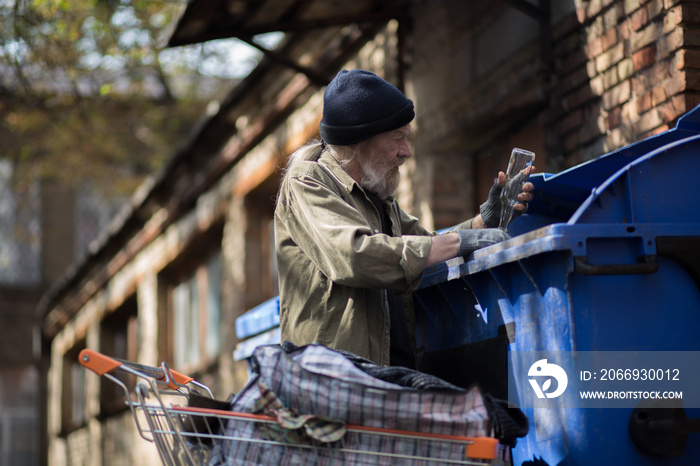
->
[235,296,279,339]
[233,296,280,361]
[414,106,700,465]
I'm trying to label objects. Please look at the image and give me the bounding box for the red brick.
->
[610,42,626,67]
[663,0,682,11]
[630,7,649,31]
[632,73,647,96]
[602,28,619,50]
[677,48,700,70]
[587,0,604,18]
[587,37,604,59]
[619,18,633,40]
[654,61,671,84]
[618,57,635,80]
[606,80,632,109]
[576,6,587,24]
[603,3,622,29]
[603,66,621,89]
[640,124,670,139]
[660,29,684,60]
[666,71,687,96]
[632,64,670,97]
[636,90,654,114]
[657,100,680,122]
[633,45,657,71]
[625,0,642,16]
[631,22,662,52]
[635,108,663,133]
[664,5,682,34]
[651,84,668,107]
[646,0,665,21]
[607,107,623,129]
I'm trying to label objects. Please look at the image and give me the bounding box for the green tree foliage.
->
[0,0,234,197]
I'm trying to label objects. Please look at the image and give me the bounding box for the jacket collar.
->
[317,150,396,202]
[318,150,359,194]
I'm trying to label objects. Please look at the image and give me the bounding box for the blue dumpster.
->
[233,296,280,361]
[414,106,700,465]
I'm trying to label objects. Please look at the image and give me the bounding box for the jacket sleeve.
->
[393,205,474,236]
[278,172,433,293]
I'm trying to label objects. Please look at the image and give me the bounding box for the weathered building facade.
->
[1,161,126,466]
[41,0,700,464]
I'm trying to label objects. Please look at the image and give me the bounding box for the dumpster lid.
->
[527,104,700,221]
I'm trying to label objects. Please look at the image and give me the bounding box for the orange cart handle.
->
[465,436,500,460]
[79,348,194,390]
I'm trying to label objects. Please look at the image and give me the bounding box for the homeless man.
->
[274,69,534,369]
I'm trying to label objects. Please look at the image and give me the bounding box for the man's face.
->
[359,125,413,199]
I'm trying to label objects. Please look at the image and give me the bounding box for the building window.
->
[172,251,222,371]
[99,296,138,417]
[61,342,87,435]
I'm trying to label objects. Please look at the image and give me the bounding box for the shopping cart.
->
[79,348,511,465]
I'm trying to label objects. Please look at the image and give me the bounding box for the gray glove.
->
[456,228,511,256]
[479,172,530,228]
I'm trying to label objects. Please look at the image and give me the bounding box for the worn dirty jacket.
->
[274,150,474,366]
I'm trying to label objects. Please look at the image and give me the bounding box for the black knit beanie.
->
[319,69,415,146]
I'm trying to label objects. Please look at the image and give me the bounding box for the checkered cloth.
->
[208,344,491,465]
[253,381,346,444]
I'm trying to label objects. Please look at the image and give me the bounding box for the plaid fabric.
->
[209,344,491,465]
[253,381,346,443]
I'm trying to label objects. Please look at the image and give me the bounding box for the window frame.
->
[158,222,224,375]
[60,341,87,436]
[98,295,139,419]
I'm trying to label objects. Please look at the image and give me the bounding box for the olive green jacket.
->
[274,150,473,366]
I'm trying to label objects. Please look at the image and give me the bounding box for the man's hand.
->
[479,166,535,228]
[425,229,511,268]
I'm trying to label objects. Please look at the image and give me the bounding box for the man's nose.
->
[399,139,413,159]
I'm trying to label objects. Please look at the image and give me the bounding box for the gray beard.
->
[361,162,399,199]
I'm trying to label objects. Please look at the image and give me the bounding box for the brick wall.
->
[556,0,700,167]
[408,0,700,225]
